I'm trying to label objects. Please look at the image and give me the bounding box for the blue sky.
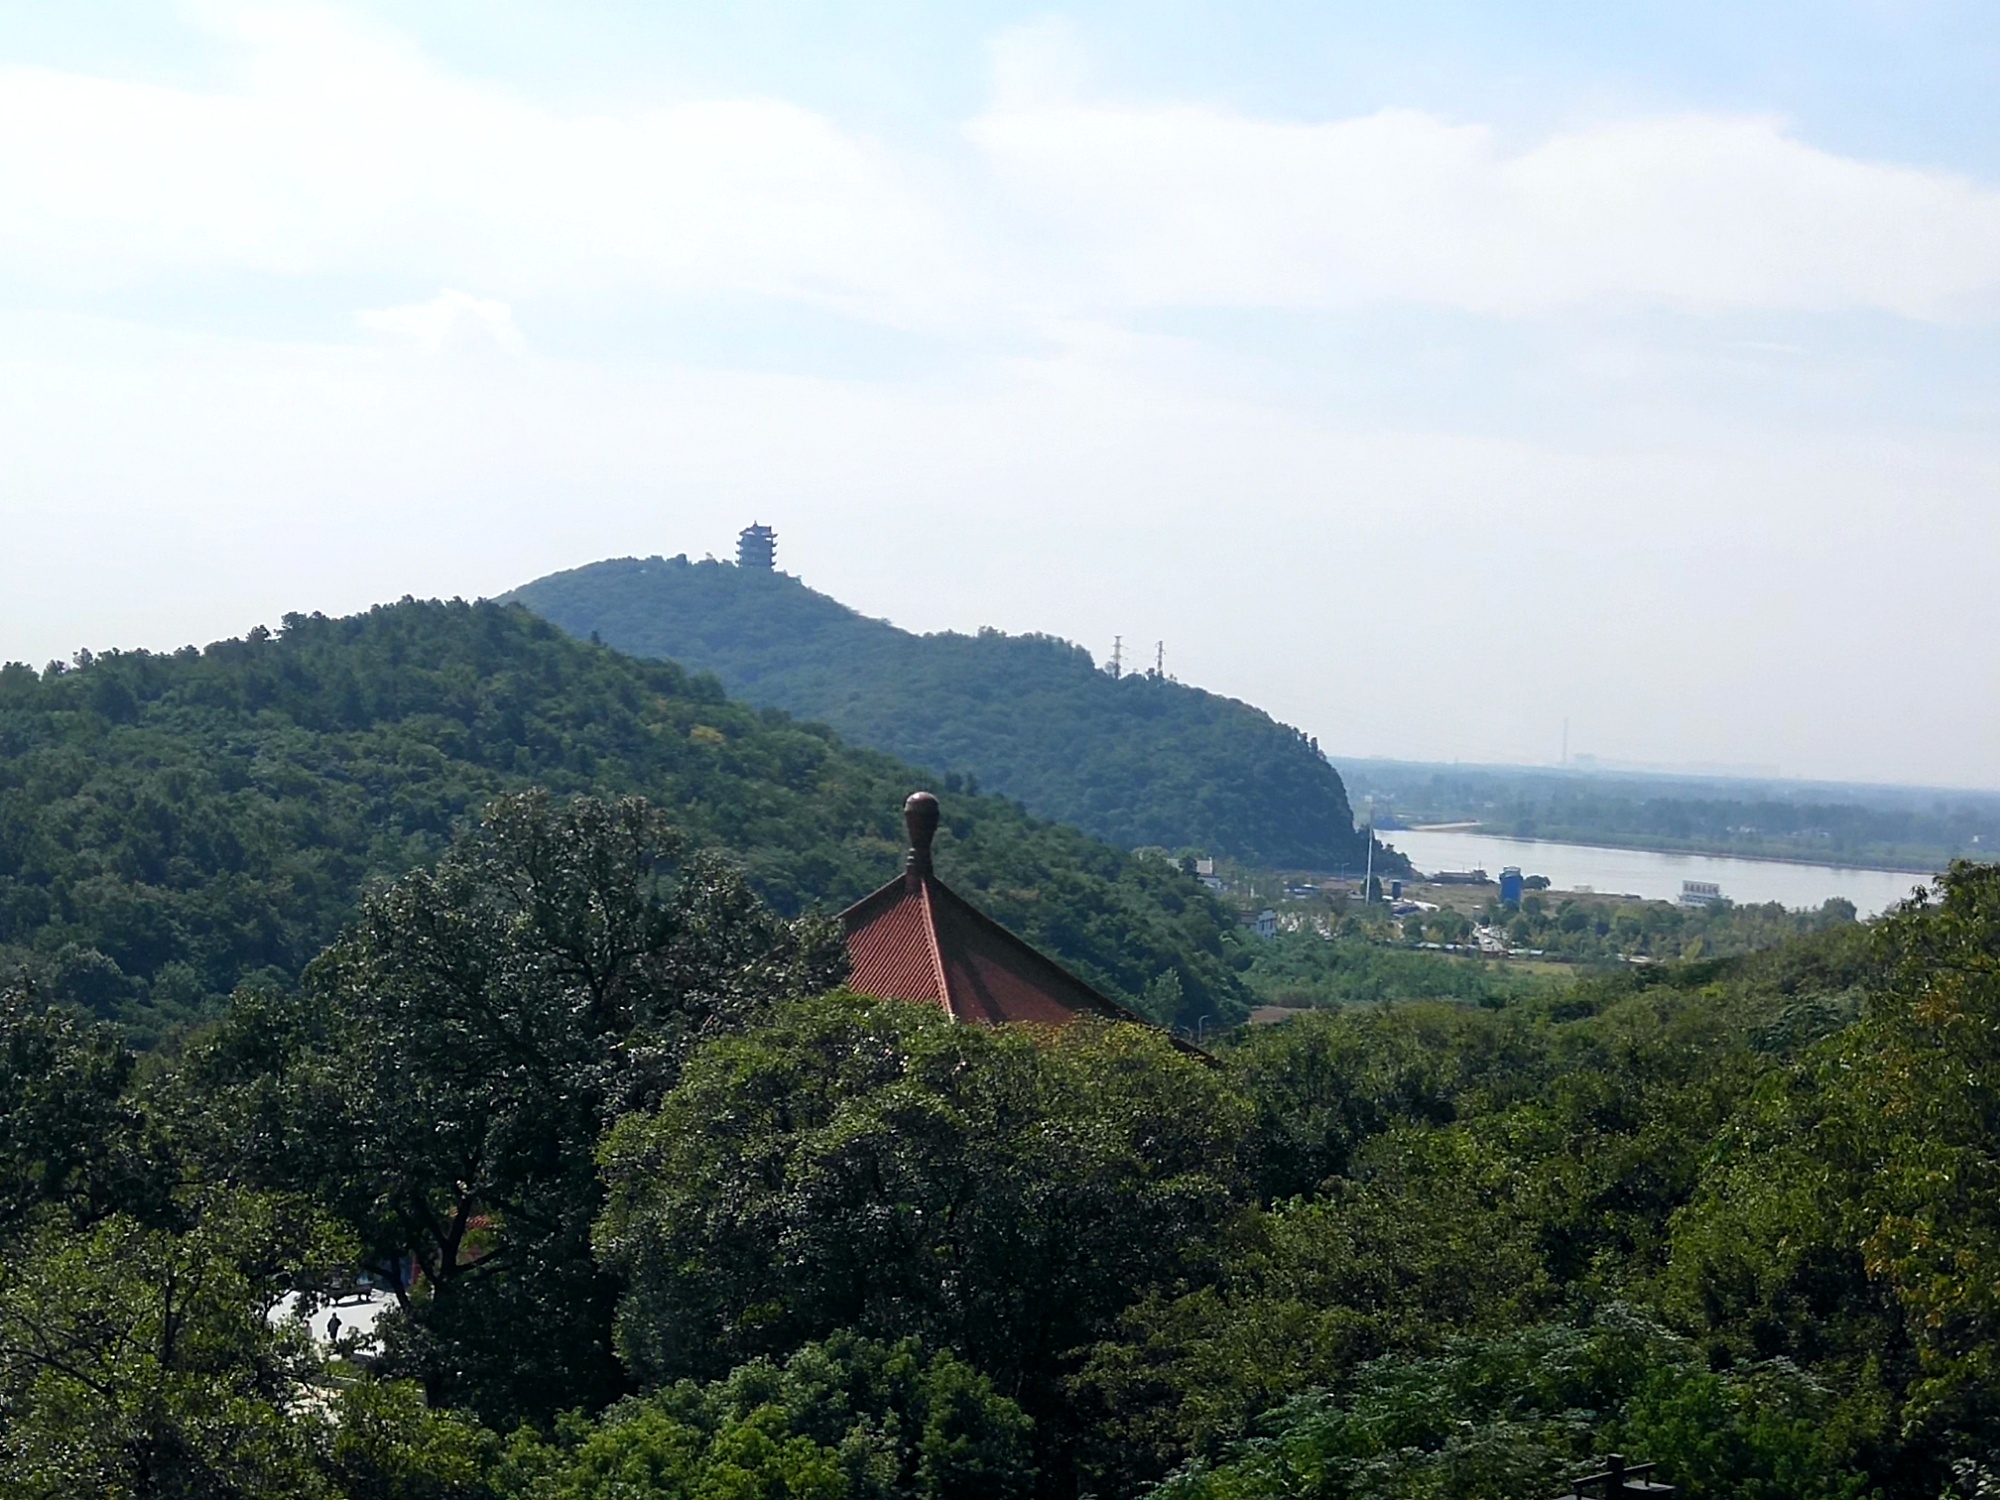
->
[2,2,1997,785]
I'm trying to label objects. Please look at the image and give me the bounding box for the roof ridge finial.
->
[904,791,940,888]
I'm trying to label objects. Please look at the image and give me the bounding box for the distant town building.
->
[1679,880,1723,908]
[1251,908,1278,940]
[1499,866,1525,904]
[737,523,777,570]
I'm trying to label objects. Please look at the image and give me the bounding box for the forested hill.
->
[507,555,1385,872]
[0,601,1251,1039]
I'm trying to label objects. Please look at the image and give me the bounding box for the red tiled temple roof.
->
[840,792,1148,1028]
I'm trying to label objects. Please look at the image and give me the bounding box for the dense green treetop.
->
[517,1333,1036,1500]
[1148,1310,1869,1500]
[505,556,1389,873]
[8,838,2000,1498]
[5,608,2000,1500]
[0,600,1250,1038]
[597,993,1245,1487]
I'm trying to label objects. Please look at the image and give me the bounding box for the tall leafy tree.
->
[0,1188,349,1500]
[1145,1311,1867,1500]
[1664,863,2000,1487]
[0,989,158,1233]
[515,1334,1035,1500]
[596,994,1249,1493]
[207,791,847,1427]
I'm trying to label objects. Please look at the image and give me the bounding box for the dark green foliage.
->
[17,679,2000,1500]
[323,1380,505,1500]
[0,990,153,1231]
[0,1186,352,1499]
[1078,940,1893,1491]
[1658,862,2000,1486]
[1151,1311,1867,1500]
[516,1334,1033,1500]
[0,600,1251,1037]
[596,994,1249,1485]
[1480,893,1861,964]
[1242,930,1558,1010]
[1224,1001,1548,1199]
[507,557,1389,873]
[193,792,851,1428]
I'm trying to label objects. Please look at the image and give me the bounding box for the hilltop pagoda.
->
[841,792,1150,1028]
[737,523,777,570]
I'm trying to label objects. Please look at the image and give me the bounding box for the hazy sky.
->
[3,2,1997,786]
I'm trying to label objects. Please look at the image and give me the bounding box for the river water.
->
[1382,827,1932,918]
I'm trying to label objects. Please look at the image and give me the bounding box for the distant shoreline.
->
[1382,824,1945,879]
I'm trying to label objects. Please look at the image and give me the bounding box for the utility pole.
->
[1154,640,1164,678]
[1110,635,1123,679]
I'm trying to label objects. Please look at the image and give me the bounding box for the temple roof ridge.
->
[839,791,1154,1030]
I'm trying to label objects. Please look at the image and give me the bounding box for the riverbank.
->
[1381,827,1929,917]
[1344,759,2000,885]
[1381,823,1945,876]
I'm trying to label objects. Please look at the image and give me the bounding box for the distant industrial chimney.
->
[737,523,777,570]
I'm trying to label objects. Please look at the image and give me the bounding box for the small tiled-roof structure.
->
[840,792,1150,1028]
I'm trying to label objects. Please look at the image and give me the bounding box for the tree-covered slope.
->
[507,556,1386,872]
[0,601,1250,1039]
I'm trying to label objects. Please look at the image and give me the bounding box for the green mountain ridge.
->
[0,600,1252,1038]
[506,555,1394,873]
[14,601,2000,1500]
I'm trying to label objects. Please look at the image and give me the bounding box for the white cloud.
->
[5,3,1997,329]
[360,289,522,353]
[970,103,2000,319]
[3,305,1997,785]
[985,17,1092,112]
[2,4,1999,786]
[0,1,978,324]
